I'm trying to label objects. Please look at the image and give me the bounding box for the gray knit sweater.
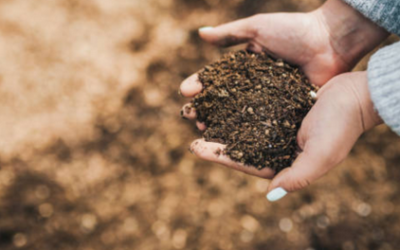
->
[343,0,400,135]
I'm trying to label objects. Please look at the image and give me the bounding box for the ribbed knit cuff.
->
[368,41,400,135]
[342,0,400,36]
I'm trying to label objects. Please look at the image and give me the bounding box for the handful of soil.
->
[192,50,317,172]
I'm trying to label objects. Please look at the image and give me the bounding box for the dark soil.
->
[193,50,317,172]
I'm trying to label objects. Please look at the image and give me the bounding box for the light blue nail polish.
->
[266,187,287,202]
[199,26,214,32]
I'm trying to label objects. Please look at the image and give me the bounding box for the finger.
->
[266,145,331,202]
[199,16,258,47]
[180,74,202,97]
[246,43,264,53]
[196,121,206,131]
[179,104,206,130]
[190,139,275,179]
[181,103,196,120]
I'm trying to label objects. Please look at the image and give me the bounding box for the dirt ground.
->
[0,0,399,249]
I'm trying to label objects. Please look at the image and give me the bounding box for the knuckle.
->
[250,14,264,23]
[288,177,311,192]
[242,15,263,38]
[282,168,311,192]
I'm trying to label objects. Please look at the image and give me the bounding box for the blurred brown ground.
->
[0,0,399,249]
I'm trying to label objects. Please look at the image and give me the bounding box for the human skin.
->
[186,71,382,198]
[180,0,388,200]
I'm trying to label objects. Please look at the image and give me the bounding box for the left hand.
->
[186,71,382,201]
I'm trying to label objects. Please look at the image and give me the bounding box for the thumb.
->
[265,145,333,202]
[199,15,260,47]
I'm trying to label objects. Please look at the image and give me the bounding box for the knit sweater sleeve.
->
[367,42,400,135]
[342,0,400,135]
[342,0,400,35]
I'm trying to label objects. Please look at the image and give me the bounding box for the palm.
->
[293,74,365,184]
[265,72,380,194]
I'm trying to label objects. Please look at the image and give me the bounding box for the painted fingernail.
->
[266,187,287,202]
[310,91,317,99]
[199,26,214,32]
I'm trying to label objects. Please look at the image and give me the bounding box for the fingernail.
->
[199,26,213,32]
[183,104,192,115]
[266,187,287,202]
[180,110,188,120]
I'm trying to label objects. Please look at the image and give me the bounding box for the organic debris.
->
[193,50,317,172]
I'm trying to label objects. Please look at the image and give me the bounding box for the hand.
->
[265,71,382,201]
[188,71,382,201]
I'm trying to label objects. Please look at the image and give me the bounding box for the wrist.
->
[312,0,389,70]
[349,71,383,131]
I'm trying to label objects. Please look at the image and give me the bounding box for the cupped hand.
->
[265,71,382,200]
[184,71,382,201]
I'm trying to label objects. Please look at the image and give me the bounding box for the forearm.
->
[313,0,389,69]
[349,72,383,131]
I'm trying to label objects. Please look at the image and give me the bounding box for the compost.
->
[192,50,317,172]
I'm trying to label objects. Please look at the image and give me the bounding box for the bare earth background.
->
[0,0,399,249]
